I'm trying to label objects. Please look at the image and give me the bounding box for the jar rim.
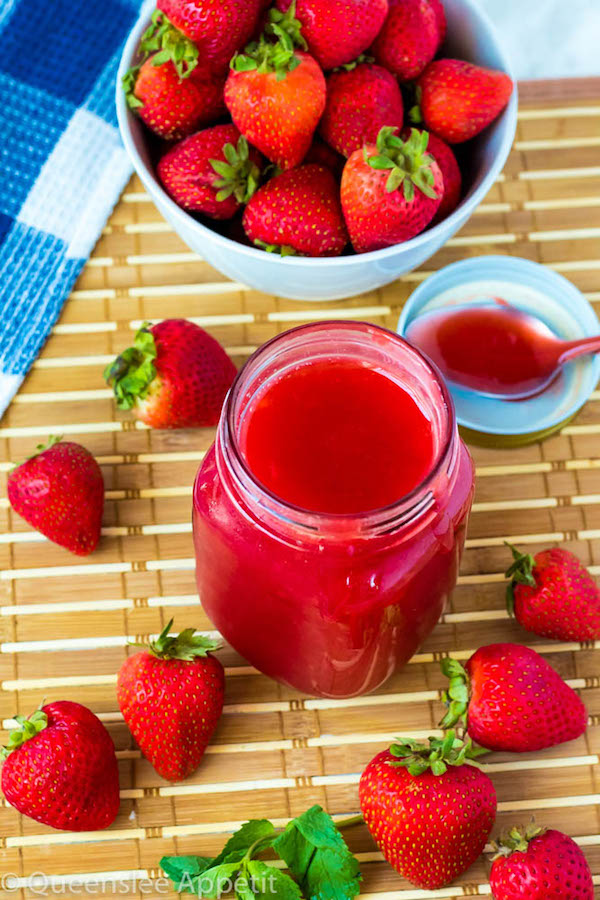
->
[220,320,457,531]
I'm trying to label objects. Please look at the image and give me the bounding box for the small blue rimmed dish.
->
[398,256,600,447]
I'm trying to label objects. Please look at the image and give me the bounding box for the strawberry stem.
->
[1,708,48,760]
[504,542,537,616]
[366,127,438,201]
[147,619,222,661]
[490,822,545,859]
[438,657,470,730]
[210,136,262,204]
[104,322,157,411]
[388,730,488,777]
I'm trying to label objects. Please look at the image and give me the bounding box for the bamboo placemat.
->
[1,81,600,899]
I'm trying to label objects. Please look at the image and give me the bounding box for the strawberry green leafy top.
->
[388,730,488,776]
[231,2,307,80]
[438,658,471,730]
[366,127,439,202]
[504,541,537,614]
[210,135,262,204]
[103,323,157,411]
[146,619,221,661]
[1,709,48,760]
[123,10,200,108]
[491,822,546,859]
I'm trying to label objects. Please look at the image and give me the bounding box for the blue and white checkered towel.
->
[0,0,143,415]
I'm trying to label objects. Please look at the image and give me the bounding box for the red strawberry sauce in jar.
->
[193,322,474,698]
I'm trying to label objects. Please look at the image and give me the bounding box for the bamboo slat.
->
[1,84,600,899]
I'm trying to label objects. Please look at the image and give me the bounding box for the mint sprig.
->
[274,807,361,900]
[160,807,361,899]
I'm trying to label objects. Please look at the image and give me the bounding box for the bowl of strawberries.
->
[117,0,517,301]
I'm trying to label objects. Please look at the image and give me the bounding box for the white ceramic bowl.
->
[116,0,518,301]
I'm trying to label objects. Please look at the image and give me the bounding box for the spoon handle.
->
[558,336,600,365]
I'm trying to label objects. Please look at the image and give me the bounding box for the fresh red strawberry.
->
[123,55,225,140]
[304,136,345,178]
[153,1,262,75]
[440,643,588,752]
[7,438,104,556]
[117,620,225,782]
[225,11,326,170]
[359,731,496,890]
[402,127,461,222]
[243,164,348,257]
[416,59,514,143]
[425,131,462,221]
[320,61,404,158]
[341,126,443,253]
[490,824,594,900]
[275,0,388,70]
[371,0,446,81]
[1,702,120,831]
[157,125,264,218]
[104,320,236,429]
[505,544,600,641]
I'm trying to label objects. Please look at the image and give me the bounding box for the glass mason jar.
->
[193,322,474,698]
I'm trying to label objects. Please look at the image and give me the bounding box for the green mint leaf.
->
[160,856,215,893]
[246,861,302,899]
[273,806,361,900]
[214,820,276,867]
[194,863,241,898]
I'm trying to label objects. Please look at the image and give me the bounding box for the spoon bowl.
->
[405,299,600,401]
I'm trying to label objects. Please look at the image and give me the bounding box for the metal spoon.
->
[406,299,600,400]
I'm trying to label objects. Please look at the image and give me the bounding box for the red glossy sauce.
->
[240,359,435,514]
[406,303,558,395]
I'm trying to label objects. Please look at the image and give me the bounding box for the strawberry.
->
[105,320,236,430]
[152,2,262,75]
[505,544,600,641]
[402,127,461,222]
[123,55,225,141]
[1,702,120,831]
[359,731,496,890]
[415,59,514,143]
[341,126,443,253]
[157,125,263,218]
[225,7,326,169]
[243,164,348,257]
[117,620,225,782]
[7,437,104,556]
[490,824,594,900]
[440,643,588,752]
[275,0,389,71]
[371,0,446,81]
[320,61,404,158]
